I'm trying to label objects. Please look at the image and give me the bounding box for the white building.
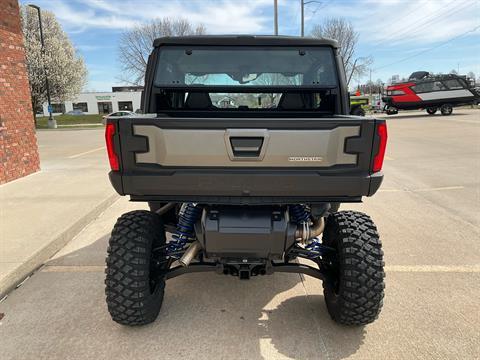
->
[39,86,143,116]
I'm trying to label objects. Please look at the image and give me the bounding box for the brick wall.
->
[0,0,40,184]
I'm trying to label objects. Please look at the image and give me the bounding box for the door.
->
[97,102,112,114]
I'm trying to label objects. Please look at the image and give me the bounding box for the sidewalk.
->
[0,129,118,296]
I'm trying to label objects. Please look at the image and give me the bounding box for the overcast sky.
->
[22,0,480,91]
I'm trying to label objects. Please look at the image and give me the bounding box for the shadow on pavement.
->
[382,112,470,120]
[4,233,365,360]
[258,295,365,360]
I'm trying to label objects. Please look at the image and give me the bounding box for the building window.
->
[35,104,43,115]
[118,101,133,111]
[97,102,113,114]
[51,103,65,113]
[73,102,88,112]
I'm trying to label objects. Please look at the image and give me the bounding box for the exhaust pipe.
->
[179,240,202,267]
[295,217,325,243]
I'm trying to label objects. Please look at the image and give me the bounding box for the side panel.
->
[417,89,474,101]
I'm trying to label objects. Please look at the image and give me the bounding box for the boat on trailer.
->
[382,71,479,115]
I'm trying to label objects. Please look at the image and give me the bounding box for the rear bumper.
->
[109,170,383,205]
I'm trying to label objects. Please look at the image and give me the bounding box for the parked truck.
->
[104,35,388,326]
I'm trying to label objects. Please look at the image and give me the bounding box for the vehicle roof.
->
[153,35,338,48]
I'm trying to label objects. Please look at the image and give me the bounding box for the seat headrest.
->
[278,93,306,110]
[185,92,213,109]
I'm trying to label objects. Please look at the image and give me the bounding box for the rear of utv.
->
[104,36,387,326]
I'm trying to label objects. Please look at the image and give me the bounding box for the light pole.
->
[28,4,57,129]
[274,0,278,35]
[301,0,322,37]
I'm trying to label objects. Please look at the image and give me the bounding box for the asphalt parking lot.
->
[1,109,479,359]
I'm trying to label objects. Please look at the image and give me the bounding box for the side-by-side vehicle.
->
[104,36,387,326]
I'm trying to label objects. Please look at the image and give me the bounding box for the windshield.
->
[154,46,337,87]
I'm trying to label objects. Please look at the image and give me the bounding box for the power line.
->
[374,25,480,71]
[384,1,473,47]
[374,0,468,47]
[372,1,433,43]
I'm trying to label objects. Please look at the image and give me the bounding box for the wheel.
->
[321,211,385,325]
[440,103,453,115]
[351,106,365,116]
[385,106,398,115]
[105,210,167,325]
[426,107,437,115]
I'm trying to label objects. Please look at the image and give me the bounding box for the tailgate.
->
[109,116,384,204]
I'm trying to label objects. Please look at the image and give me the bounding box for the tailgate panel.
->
[133,125,359,167]
[111,116,382,203]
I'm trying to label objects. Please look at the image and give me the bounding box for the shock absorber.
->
[290,204,310,243]
[167,203,202,257]
[304,237,324,257]
[290,204,326,257]
[289,204,310,223]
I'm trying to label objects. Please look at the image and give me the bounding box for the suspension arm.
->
[165,262,221,280]
[271,263,326,280]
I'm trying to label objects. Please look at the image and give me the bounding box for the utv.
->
[104,36,387,326]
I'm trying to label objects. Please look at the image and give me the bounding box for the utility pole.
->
[369,68,372,110]
[274,0,278,35]
[28,4,57,129]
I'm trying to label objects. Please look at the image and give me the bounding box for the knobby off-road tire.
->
[322,211,385,325]
[105,210,166,326]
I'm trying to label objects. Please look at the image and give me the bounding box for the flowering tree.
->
[21,6,87,120]
[118,18,206,85]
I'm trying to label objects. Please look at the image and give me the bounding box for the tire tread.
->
[323,210,385,325]
[105,210,165,326]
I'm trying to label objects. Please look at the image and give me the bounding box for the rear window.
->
[154,46,337,87]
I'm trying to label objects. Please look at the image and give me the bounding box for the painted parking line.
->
[379,186,464,193]
[443,118,480,125]
[385,265,480,273]
[414,185,464,192]
[384,155,394,161]
[68,146,104,159]
[41,264,480,274]
[41,265,105,273]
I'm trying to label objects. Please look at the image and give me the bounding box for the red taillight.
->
[105,123,119,171]
[373,122,387,173]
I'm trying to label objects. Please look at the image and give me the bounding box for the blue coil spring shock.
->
[305,239,323,257]
[289,204,310,223]
[167,203,202,257]
[290,204,323,258]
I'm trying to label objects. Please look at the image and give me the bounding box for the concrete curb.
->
[0,194,119,298]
